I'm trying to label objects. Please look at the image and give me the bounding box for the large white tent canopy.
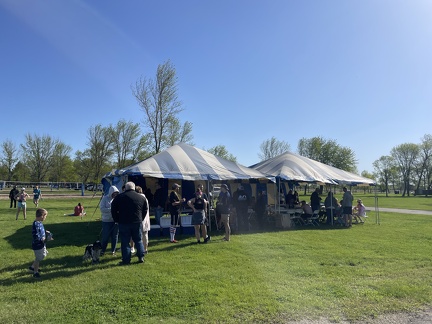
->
[250,151,376,186]
[103,143,274,182]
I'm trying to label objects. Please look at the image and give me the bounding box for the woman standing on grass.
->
[188,187,210,244]
[135,185,150,255]
[15,188,29,220]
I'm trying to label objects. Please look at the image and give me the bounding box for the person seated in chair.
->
[300,200,313,221]
[352,199,367,223]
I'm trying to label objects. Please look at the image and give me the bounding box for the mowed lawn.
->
[0,193,431,323]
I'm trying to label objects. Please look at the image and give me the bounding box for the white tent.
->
[103,143,274,182]
[250,152,378,224]
[249,151,376,186]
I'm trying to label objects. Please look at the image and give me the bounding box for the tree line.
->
[373,134,432,196]
[0,60,368,186]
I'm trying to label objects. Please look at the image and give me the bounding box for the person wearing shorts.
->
[30,208,52,278]
[188,188,210,244]
[342,187,354,227]
[217,184,231,241]
[16,188,29,220]
[33,185,42,207]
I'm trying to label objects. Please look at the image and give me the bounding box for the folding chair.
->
[291,209,305,226]
[309,210,320,227]
[353,209,368,224]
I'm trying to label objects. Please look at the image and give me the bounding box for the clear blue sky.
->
[1,0,431,174]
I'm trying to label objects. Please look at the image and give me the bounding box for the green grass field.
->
[0,193,431,323]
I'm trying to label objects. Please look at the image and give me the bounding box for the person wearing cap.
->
[217,184,231,241]
[352,198,367,224]
[168,183,185,243]
[187,187,210,244]
[100,185,120,256]
[15,188,30,220]
[9,185,19,208]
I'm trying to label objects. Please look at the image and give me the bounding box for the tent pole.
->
[207,179,211,232]
[331,185,334,226]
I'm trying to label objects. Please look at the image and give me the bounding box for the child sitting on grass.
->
[29,208,52,279]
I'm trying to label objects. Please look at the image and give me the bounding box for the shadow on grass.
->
[4,220,103,250]
[0,253,142,286]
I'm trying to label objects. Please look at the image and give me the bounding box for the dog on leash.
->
[83,240,102,264]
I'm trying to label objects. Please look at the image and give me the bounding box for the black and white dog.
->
[83,240,102,264]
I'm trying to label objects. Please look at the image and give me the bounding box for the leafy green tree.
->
[12,161,31,181]
[76,125,114,185]
[109,119,149,168]
[391,143,420,196]
[74,150,92,185]
[0,139,20,181]
[373,156,395,197]
[49,143,74,183]
[165,117,194,147]
[258,137,290,161]
[207,145,237,162]
[297,136,357,173]
[132,60,188,154]
[413,134,432,194]
[20,134,60,182]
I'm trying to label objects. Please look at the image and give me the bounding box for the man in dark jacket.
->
[310,188,322,212]
[233,184,250,233]
[111,181,148,265]
[9,185,19,208]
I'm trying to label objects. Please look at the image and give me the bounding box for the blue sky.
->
[1,0,432,174]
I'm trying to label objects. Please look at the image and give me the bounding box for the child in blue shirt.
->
[29,208,52,278]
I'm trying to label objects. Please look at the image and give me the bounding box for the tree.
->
[391,143,420,196]
[0,139,20,181]
[109,119,149,168]
[78,125,114,184]
[373,156,395,197]
[258,137,290,161]
[413,134,432,194]
[165,117,194,147]
[20,134,60,182]
[50,142,73,183]
[298,136,357,173]
[360,170,375,194]
[207,145,237,162]
[132,60,187,154]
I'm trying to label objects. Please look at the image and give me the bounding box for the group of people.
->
[100,182,150,265]
[26,182,368,278]
[9,185,43,220]
[282,187,367,227]
[323,187,367,226]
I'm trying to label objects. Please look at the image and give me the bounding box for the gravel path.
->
[285,308,432,323]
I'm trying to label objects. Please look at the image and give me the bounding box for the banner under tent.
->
[249,151,379,225]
